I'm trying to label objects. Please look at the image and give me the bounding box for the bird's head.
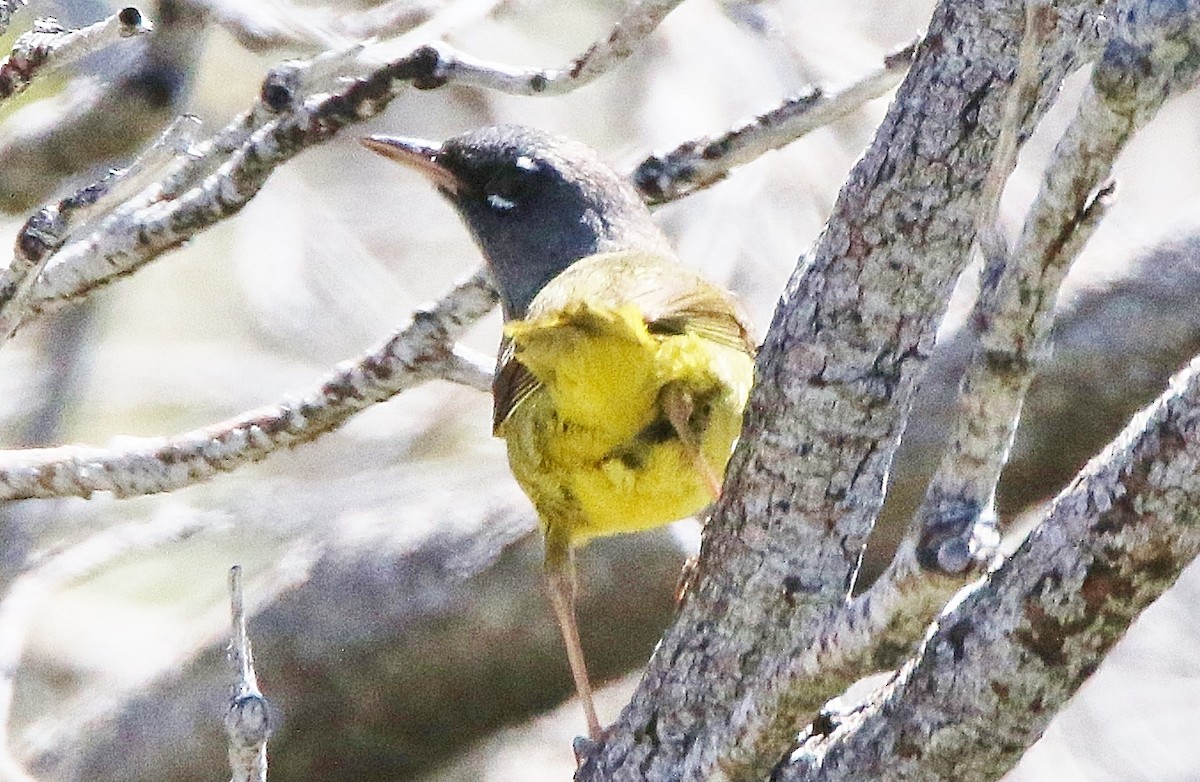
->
[362,125,669,319]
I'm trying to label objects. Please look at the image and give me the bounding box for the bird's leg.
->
[661,383,722,500]
[544,530,603,741]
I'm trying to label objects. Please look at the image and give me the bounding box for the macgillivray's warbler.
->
[361,125,755,740]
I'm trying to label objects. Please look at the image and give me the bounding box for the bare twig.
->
[0,0,202,215]
[225,567,269,782]
[0,268,497,503]
[0,511,217,781]
[0,116,199,346]
[0,7,153,103]
[391,0,684,95]
[16,0,679,329]
[6,0,789,331]
[440,345,498,393]
[893,0,1057,581]
[974,1,1055,262]
[631,39,918,204]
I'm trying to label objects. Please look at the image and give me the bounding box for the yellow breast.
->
[497,271,754,546]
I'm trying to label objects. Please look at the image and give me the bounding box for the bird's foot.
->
[573,727,611,767]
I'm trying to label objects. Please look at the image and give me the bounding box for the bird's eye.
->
[483,156,541,213]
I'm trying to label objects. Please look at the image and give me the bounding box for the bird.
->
[361,125,755,740]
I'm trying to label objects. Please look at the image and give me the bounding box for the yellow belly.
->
[498,301,753,546]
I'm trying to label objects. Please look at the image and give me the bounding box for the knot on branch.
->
[916,498,999,574]
[631,154,687,204]
[116,6,147,36]
[395,44,448,90]
[15,211,58,264]
[260,67,298,112]
[226,692,272,748]
[1093,37,1153,111]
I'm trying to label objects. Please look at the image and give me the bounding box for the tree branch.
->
[15,0,685,330]
[905,0,1193,578]
[224,566,269,782]
[0,268,496,503]
[781,348,1200,780]
[0,115,199,345]
[0,7,153,104]
[630,39,918,205]
[579,0,1114,779]
[390,0,685,95]
[0,0,203,215]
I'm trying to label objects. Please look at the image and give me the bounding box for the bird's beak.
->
[360,135,460,194]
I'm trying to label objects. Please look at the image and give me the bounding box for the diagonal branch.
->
[630,39,918,205]
[15,0,684,332]
[601,2,1200,780]
[0,0,203,216]
[780,348,1200,781]
[0,269,496,504]
[0,7,153,104]
[0,116,199,345]
[396,0,685,95]
[904,0,1163,579]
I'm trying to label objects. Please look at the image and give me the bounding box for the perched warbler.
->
[362,126,754,740]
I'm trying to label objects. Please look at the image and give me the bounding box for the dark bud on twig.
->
[117,7,144,34]
[260,69,295,112]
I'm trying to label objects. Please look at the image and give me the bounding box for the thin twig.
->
[0,0,202,215]
[0,268,497,503]
[396,0,685,95]
[17,0,680,330]
[630,39,918,204]
[881,0,1053,583]
[0,8,153,103]
[974,0,1052,263]
[225,566,269,782]
[0,116,199,346]
[906,0,1177,578]
[441,346,498,393]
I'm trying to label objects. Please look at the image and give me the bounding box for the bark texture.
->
[780,354,1200,780]
[580,1,1110,778]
